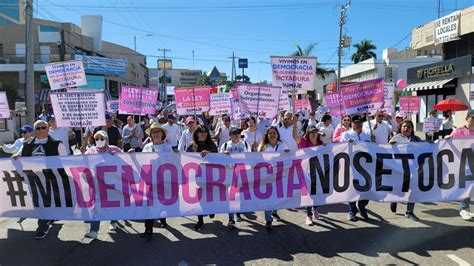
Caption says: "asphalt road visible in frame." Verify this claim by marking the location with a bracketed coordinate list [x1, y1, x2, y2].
[0, 200, 472, 265]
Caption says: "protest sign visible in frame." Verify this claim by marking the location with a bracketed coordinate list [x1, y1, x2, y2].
[295, 99, 312, 112]
[209, 93, 232, 116]
[45, 60, 87, 90]
[340, 78, 384, 115]
[75, 55, 126, 75]
[0, 92, 11, 118]
[271, 56, 317, 93]
[107, 100, 119, 113]
[0, 139, 472, 220]
[278, 90, 290, 112]
[237, 84, 281, 119]
[230, 97, 242, 120]
[383, 82, 395, 113]
[423, 118, 443, 133]
[400, 96, 421, 114]
[119, 86, 159, 115]
[175, 86, 211, 115]
[324, 92, 343, 116]
[50, 91, 106, 128]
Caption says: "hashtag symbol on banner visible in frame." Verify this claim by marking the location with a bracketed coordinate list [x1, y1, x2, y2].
[2, 171, 27, 207]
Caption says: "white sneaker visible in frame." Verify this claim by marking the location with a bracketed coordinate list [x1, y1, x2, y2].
[460, 210, 472, 220]
[109, 221, 118, 231]
[84, 230, 98, 239]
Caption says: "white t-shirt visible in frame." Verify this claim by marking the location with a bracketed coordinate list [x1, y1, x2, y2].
[316, 122, 334, 144]
[257, 119, 272, 135]
[178, 129, 194, 152]
[242, 129, 262, 146]
[217, 125, 230, 146]
[162, 123, 182, 147]
[219, 140, 251, 153]
[277, 125, 298, 151]
[363, 120, 392, 144]
[261, 141, 288, 152]
[49, 127, 71, 154]
[142, 142, 173, 152]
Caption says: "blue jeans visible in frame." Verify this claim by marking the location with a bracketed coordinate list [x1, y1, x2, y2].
[460, 198, 471, 210]
[88, 220, 117, 232]
[348, 200, 369, 215]
[305, 206, 317, 216]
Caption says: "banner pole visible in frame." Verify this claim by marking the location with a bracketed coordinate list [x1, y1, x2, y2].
[254, 85, 261, 150]
[193, 87, 197, 121]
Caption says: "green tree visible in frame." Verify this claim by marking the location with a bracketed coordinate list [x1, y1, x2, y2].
[217, 74, 228, 86]
[196, 73, 211, 86]
[351, 39, 377, 63]
[235, 75, 250, 83]
[292, 43, 330, 79]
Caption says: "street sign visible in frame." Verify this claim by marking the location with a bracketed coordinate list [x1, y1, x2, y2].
[238, 58, 248, 69]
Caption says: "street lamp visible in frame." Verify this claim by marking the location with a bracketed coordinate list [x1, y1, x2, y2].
[133, 33, 153, 87]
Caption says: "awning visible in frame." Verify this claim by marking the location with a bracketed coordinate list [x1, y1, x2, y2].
[405, 78, 454, 91]
[38, 88, 50, 102]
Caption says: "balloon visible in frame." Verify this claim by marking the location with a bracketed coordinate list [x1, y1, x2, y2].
[396, 79, 406, 89]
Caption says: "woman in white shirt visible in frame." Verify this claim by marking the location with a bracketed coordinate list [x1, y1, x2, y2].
[257, 126, 289, 232]
[141, 122, 173, 239]
[316, 114, 334, 144]
[242, 117, 262, 151]
[441, 110, 456, 137]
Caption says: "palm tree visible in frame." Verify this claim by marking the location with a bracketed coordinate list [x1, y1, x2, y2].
[292, 43, 330, 79]
[351, 39, 377, 63]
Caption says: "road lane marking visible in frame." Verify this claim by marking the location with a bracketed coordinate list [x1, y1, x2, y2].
[447, 254, 471, 266]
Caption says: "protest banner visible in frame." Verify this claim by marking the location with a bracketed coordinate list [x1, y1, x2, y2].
[0, 139, 472, 220]
[175, 86, 211, 115]
[340, 78, 385, 115]
[423, 118, 443, 133]
[45, 60, 87, 90]
[400, 96, 421, 114]
[119, 86, 159, 115]
[237, 84, 281, 119]
[75, 55, 126, 75]
[230, 97, 243, 120]
[50, 91, 106, 128]
[270, 56, 317, 93]
[324, 92, 343, 116]
[209, 93, 232, 116]
[107, 100, 119, 113]
[278, 90, 290, 112]
[383, 82, 395, 113]
[295, 99, 312, 112]
[0, 92, 11, 118]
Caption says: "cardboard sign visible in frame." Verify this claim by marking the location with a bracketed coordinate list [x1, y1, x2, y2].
[45, 60, 87, 90]
[50, 91, 106, 128]
[423, 118, 443, 133]
[209, 93, 232, 116]
[0, 92, 11, 118]
[271, 56, 317, 93]
[340, 78, 385, 115]
[400, 96, 421, 114]
[119, 86, 159, 115]
[175, 86, 211, 115]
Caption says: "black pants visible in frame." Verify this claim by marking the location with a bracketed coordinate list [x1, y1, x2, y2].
[391, 202, 415, 213]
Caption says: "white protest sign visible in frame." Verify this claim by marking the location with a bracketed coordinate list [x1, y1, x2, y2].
[435, 11, 461, 45]
[237, 84, 281, 119]
[0, 92, 11, 119]
[45, 60, 87, 90]
[278, 90, 290, 111]
[271, 56, 317, 93]
[383, 82, 395, 113]
[209, 93, 232, 116]
[230, 97, 242, 120]
[50, 91, 106, 128]
[423, 118, 443, 133]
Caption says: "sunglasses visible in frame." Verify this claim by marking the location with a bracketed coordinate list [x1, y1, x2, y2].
[377, 115, 384, 118]
[343, 119, 350, 121]
[35, 126, 47, 130]
[94, 137, 105, 141]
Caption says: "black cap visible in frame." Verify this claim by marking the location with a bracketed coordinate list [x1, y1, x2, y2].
[105, 113, 112, 120]
[351, 115, 363, 122]
[229, 126, 242, 135]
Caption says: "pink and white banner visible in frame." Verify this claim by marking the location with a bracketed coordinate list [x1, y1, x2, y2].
[295, 99, 312, 112]
[324, 92, 344, 116]
[209, 93, 232, 116]
[0, 91, 11, 119]
[237, 84, 281, 119]
[271, 56, 317, 93]
[340, 78, 385, 115]
[0, 139, 472, 220]
[175, 86, 211, 115]
[45, 60, 87, 90]
[50, 91, 106, 128]
[119, 86, 159, 115]
[400, 96, 421, 114]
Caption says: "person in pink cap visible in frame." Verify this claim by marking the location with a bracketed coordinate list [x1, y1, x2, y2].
[178, 116, 197, 152]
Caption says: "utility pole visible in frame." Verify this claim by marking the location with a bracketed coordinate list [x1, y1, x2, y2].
[158, 48, 171, 103]
[192, 50, 195, 70]
[336, 2, 350, 94]
[25, 0, 35, 125]
[227, 51, 238, 82]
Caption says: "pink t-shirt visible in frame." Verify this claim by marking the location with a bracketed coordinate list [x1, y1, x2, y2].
[298, 138, 319, 149]
[450, 126, 474, 138]
[333, 125, 349, 143]
[85, 145, 123, 155]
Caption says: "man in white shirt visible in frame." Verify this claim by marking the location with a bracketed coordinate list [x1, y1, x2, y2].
[178, 117, 197, 152]
[38, 109, 49, 122]
[1, 125, 33, 154]
[162, 114, 182, 150]
[214, 115, 231, 148]
[48, 115, 72, 155]
[363, 110, 392, 144]
[277, 111, 298, 151]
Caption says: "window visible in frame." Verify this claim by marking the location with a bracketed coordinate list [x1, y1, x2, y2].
[0, 119, 7, 131]
[15, 43, 25, 57]
[0, 44, 3, 57]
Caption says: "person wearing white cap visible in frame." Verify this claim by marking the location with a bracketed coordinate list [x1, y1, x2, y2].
[82, 130, 123, 241]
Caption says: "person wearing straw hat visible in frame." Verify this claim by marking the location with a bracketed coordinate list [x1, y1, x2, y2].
[141, 122, 173, 238]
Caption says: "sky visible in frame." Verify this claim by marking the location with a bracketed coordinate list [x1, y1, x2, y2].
[34, 0, 472, 83]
